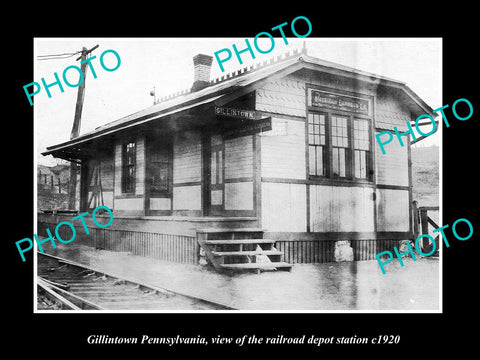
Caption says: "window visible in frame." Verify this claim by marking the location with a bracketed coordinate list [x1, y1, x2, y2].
[308, 112, 372, 181]
[122, 142, 136, 193]
[308, 113, 326, 176]
[331, 115, 349, 178]
[210, 134, 224, 186]
[353, 118, 370, 179]
[149, 140, 172, 194]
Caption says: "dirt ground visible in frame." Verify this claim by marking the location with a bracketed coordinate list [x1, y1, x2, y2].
[38, 242, 440, 311]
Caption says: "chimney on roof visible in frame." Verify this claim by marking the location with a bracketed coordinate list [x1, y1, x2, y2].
[191, 54, 213, 92]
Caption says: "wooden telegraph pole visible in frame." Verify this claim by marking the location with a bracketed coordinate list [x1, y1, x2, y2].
[68, 44, 99, 210]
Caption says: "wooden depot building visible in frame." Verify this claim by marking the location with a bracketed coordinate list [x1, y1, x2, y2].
[40, 47, 433, 272]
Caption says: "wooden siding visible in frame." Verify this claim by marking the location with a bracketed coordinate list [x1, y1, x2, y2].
[277, 238, 402, 264]
[261, 182, 307, 232]
[173, 185, 202, 210]
[309, 185, 375, 232]
[87, 191, 113, 208]
[255, 78, 306, 117]
[376, 188, 410, 231]
[261, 118, 306, 179]
[149, 197, 171, 210]
[38, 219, 198, 264]
[225, 182, 253, 210]
[97, 229, 197, 264]
[114, 197, 144, 211]
[375, 130, 409, 186]
[99, 157, 114, 190]
[38, 214, 406, 265]
[114, 143, 122, 197]
[224, 135, 253, 179]
[211, 190, 222, 205]
[375, 91, 410, 131]
[85, 155, 114, 209]
[292, 70, 377, 103]
[173, 131, 202, 184]
[135, 137, 145, 196]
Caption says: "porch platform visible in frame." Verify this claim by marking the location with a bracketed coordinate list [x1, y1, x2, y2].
[38, 242, 440, 311]
[38, 212, 259, 238]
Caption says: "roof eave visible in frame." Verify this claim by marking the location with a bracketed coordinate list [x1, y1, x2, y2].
[43, 55, 435, 158]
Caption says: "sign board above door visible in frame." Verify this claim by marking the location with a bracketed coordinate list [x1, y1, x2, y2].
[309, 89, 370, 115]
[223, 117, 272, 139]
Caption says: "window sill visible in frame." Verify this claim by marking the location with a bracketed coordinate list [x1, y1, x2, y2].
[115, 194, 143, 199]
[308, 176, 374, 186]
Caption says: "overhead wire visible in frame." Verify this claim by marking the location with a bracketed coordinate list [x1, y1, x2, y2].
[37, 51, 82, 61]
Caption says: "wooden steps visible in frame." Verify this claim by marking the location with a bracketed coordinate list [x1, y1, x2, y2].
[220, 262, 293, 270]
[196, 228, 293, 274]
[204, 239, 275, 245]
[212, 250, 283, 257]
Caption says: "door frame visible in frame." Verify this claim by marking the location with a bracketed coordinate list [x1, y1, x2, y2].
[204, 133, 225, 216]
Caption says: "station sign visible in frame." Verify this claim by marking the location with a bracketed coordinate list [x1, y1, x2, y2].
[214, 106, 260, 121]
[223, 117, 272, 139]
[309, 89, 370, 115]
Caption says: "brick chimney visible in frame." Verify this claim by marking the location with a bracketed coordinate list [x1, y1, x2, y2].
[191, 54, 213, 92]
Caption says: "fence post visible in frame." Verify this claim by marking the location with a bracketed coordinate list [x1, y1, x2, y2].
[412, 200, 419, 241]
[420, 208, 431, 252]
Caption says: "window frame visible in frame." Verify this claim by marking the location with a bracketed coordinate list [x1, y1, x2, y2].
[147, 138, 173, 197]
[352, 117, 372, 180]
[307, 109, 373, 183]
[121, 141, 136, 194]
[307, 111, 329, 178]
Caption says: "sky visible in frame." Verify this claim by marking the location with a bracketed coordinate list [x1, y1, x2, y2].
[34, 37, 442, 165]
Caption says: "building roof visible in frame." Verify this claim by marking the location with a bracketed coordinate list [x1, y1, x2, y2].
[43, 50, 434, 160]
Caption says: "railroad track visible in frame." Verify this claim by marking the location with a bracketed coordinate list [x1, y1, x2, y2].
[37, 252, 237, 311]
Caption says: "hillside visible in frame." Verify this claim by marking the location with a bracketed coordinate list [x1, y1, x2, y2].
[37, 164, 79, 210]
[411, 145, 439, 207]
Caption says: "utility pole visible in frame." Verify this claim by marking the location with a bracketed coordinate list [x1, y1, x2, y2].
[68, 44, 99, 210]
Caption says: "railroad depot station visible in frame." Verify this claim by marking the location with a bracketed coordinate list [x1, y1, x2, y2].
[40, 47, 434, 274]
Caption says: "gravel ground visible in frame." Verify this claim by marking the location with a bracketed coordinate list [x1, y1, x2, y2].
[39, 242, 440, 311]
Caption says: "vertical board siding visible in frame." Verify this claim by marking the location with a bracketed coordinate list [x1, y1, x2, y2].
[224, 182, 254, 210]
[172, 185, 202, 210]
[87, 191, 114, 209]
[101, 229, 198, 264]
[114, 197, 144, 210]
[39, 220, 401, 265]
[173, 131, 202, 183]
[149, 197, 171, 210]
[224, 135, 253, 179]
[87, 156, 114, 191]
[310, 185, 375, 232]
[261, 182, 307, 232]
[38, 220, 198, 264]
[375, 130, 409, 186]
[376, 188, 410, 231]
[277, 239, 402, 264]
[114, 143, 122, 197]
[261, 118, 306, 179]
[135, 137, 146, 195]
